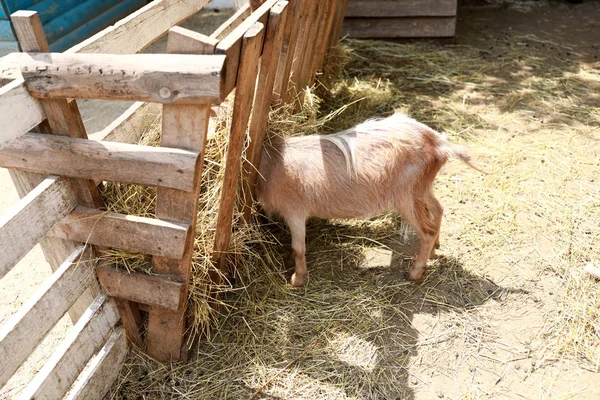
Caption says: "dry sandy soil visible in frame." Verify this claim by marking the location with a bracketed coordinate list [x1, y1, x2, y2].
[2, 2, 600, 400]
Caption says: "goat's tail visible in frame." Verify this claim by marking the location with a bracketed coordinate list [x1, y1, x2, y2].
[439, 136, 487, 174]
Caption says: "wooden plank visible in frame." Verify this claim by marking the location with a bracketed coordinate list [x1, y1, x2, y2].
[20, 52, 228, 104]
[113, 299, 143, 349]
[209, 3, 251, 41]
[215, 0, 277, 96]
[65, 326, 127, 400]
[47, 0, 147, 52]
[298, 0, 326, 88]
[9, 10, 101, 324]
[273, 0, 301, 104]
[0, 246, 96, 388]
[345, 0, 457, 17]
[20, 294, 120, 400]
[0, 78, 45, 149]
[48, 206, 191, 259]
[89, 101, 161, 143]
[306, 0, 332, 87]
[66, 0, 213, 54]
[288, 0, 318, 103]
[167, 26, 218, 55]
[328, 0, 350, 49]
[310, 0, 339, 85]
[241, 4, 288, 222]
[147, 103, 212, 362]
[213, 22, 265, 269]
[0, 132, 201, 192]
[341, 17, 457, 38]
[0, 176, 76, 280]
[97, 264, 186, 311]
[146, 28, 216, 361]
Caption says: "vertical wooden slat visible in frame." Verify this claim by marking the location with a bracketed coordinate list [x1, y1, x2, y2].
[298, 0, 326, 88]
[211, 22, 266, 270]
[309, 0, 338, 86]
[287, 0, 318, 105]
[9, 10, 101, 323]
[272, 0, 299, 104]
[329, 0, 350, 49]
[146, 88, 212, 360]
[241, 3, 289, 222]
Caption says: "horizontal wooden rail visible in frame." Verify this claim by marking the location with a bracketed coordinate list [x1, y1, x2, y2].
[0, 78, 45, 149]
[67, 0, 212, 54]
[345, 0, 457, 17]
[0, 176, 76, 280]
[215, 0, 278, 95]
[0, 246, 96, 388]
[1, 0, 215, 150]
[65, 326, 127, 400]
[20, 52, 228, 104]
[209, 3, 251, 41]
[20, 294, 120, 400]
[49, 206, 191, 259]
[97, 265, 186, 311]
[0, 132, 201, 191]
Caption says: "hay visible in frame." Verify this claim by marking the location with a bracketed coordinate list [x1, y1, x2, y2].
[107, 31, 599, 399]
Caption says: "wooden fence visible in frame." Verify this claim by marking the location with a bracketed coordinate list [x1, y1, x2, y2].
[0, 0, 348, 397]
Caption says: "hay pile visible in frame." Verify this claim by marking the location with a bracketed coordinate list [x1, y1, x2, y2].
[107, 33, 599, 399]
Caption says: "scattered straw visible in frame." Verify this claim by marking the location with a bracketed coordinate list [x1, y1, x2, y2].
[107, 27, 599, 399]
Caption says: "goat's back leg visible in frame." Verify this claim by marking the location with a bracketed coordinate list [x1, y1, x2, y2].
[397, 195, 442, 281]
[428, 193, 444, 259]
[285, 215, 308, 286]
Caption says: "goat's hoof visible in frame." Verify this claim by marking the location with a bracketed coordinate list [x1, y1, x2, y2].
[408, 269, 424, 281]
[429, 249, 438, 260]
[290, 272, 307, 287]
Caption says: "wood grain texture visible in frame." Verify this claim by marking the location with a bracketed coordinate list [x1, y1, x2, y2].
[65, 326, 128, 400]
[341, 17, 457, 38]
[0, 176, 76, 280]
[273, 0, 302, 104]
[66, 0, 212, 54]
[66, 327, 127, 400]
[241, 4, 288, 222]
[89, 101, 161, 143]
[0, 246, 96, 388]
[215, 0, 278, 96]
[20, 52, 227, 104]
[213, 22, 265, 269]
[49, 206, 191, 259]
[209, 3, 251, 41]
[112, 299, 143, 348]
[328, 0, 350, 50]
[299, 0, 326, 88]
[345, 0, 457, 17]
[310, 0, 339, 85]
[20, 294, 120, 400]
[288, 0, 318, 104]
[8, 10, 101, 323]
[167, 26, 218, 55]
[97, 265, 186, 311]
[0, 78, 45, 149]
[0, 132, 201, 191]
[147, 101, 212, 361]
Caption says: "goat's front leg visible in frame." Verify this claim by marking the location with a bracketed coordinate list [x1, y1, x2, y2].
[286, 217, 308, 287]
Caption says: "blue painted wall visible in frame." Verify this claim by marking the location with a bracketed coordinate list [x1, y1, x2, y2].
[0, 0, 147, 56]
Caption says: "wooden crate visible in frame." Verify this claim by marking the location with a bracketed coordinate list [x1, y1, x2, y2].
[342, 0, 457, 38]
[1, 1, 351, 388]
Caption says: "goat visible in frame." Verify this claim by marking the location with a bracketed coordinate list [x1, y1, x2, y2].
[256, 112, 478, 286]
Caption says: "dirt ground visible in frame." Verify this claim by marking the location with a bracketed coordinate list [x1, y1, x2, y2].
[2, 2, 600, 399]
